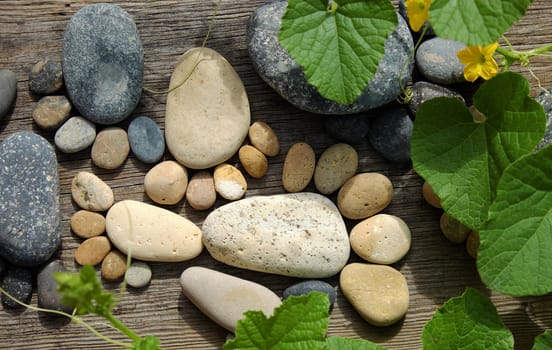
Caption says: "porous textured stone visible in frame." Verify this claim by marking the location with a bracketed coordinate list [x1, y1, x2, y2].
[29, 59, 63, 95]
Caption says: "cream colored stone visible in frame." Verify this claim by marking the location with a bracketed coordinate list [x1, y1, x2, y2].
[144, 160, 188, 205]
[186, 171, 217, 210]
[101, 250, 127, 282]
[337, 173, 393, 219]
[75, 236, 111, 266]
[314, 143, 358, 195]
[213, 163, 247, 200]
[71, 171, 114, 211]
[239, 145, 268, 178]
[70, 210, 106, 238]
[248, 121, 280, 157]
[282, 142, 315, 193]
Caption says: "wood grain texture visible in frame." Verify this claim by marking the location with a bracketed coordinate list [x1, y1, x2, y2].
[1, 1, 551, 349]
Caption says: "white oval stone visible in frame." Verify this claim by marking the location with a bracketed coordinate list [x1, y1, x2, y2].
[165, 47, 250, 169]
[71, 171, 114, 212]
[106, 200, 202, 262]
[180, 266, 281, 332]
[202, 192, 350, 278]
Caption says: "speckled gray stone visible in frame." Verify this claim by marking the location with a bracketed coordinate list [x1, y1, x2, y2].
[55, 116, 97, 153]
[324, 114, 371, 144]
[1, 266, 33, 309]
[29, 59, 63, 95]
[62, 3, 143, 125]
[283, 280, 337, 308]
[247, 2, 414, 114]
[408, 81, 465, 115]
[535, 88, 552, 151]
[37, 260, 72, 313]
[368, 105, 413, 163]
[0, 69, 17, 119]
[416, 38, 466, 85]
[128, 116, 165, 164]
[0, 132, 61, 267]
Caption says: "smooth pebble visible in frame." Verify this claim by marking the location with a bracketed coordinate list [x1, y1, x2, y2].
[55, 116, 97, 153]
[75, 236, 111, 266]
[144, 160, 188, 205]
[186, 171, 217, 210]
[408, 81, 464, 115]
[91, 127, 130, 169]
[368, 105, 413, 163]
[125, 261, 152, 288]
[29, 59, 63, 95]
[314, 143, 358, 195]
[71, 210, 106, 238]
[324, 114, 371, 144]
[248, 121, 280, 156]
[1, 266, 33, 309]
[71, 171, 114, 211]
[213, 163, 247, 200]
[37, 260, 72, 312]
[466, 231, 480, 259]
[337, 173, 393, 220]
[0, 69, 17, 119]
[101, 250, 127, 282]
[422, 181, 441, 208]
[32, 95, 71, 130]
[239, 145, 268, 178]
[440, 212, 470, 243]
[416, 38, 466, 85]
[128, 116, 165, 164]
[283, 280, 337, 308]
[282, 142, 315, 192]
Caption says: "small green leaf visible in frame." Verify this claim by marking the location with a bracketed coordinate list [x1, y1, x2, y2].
[327, 336, 387, 350]
[422, 288, 514, 350]
[429, 0, 533, 45]
[278, 0, 397, 104]
[533, 330, 552, 350]
[133, 336, 162, 350]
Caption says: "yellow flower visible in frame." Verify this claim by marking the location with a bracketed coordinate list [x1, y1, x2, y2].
[457, 42, 500, 82]
[405, 0, 431, 32]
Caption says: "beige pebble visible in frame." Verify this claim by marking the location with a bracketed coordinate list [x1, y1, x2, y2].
[340, 263, 409, 327]
[71, 171, 114, 211]
[314, 143, 358, 195]
[70, 210, 106, 238]
[101, 250, 127, 282]
[248, 121, 280, 157]
[466, 231, 480, 259]
[186, 171, 217, 210]
[350, 214, 411, 264]
[239, 145, 268, 178]
[440, 212, 470, 243]
[144, 160, 188, 205]
[213, 163, 247, 200]
[282, 142, 315, 192]
[32, 95, 71, 130]
[422, 181, 441, 208]
[91, 127, 130, 169]
[337, 173, 393, 220]
[75, 236, 111, 266]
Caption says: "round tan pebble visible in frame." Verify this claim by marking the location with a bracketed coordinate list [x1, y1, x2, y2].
[91, 127, 130, 169]
[70, 210, 106, 238]
[422, 181, 442, 208]
[71, 171, 114, 211]
[186, 171, 217, 210]
[75, 236, 111, 266]
[213, 163, 247, 200]
[466, 231, 480, 259]
[350, 214, 411, 264]
[440, 212, 470, 243]
[239, 145, 268, 178]
[314, 143, 358, 195]
[282, 142, 316, 192]
[248, 121, 280, 157]
[337, 173, 393, 220]
[340, 263, 409, 327]
[144, 160, 188, 205]
[32, 95, 71, 130]
[101, 250, 127, 281]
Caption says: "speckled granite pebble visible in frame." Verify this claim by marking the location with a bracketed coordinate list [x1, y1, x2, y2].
[0, 69, 17, 119]
[55, 116, 97, 153]
[535, 88, 552, 151]
[29, 59, 63, 95]
[416, 38, 466, 85]
[32, 95, 72, 130]
[125, 261, 152, 288]
[283, 280, 337, 308]
[37, 260, 72, 312]
[368, 106, 413, 163]
[324, 115, 371, 144]
[128, 116, 165, 164]
[408, 81, 464, 115]
[1, 266, 33, 309]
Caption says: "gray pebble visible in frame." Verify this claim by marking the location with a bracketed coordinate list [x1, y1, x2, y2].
[55, 116, 97, 153]
[408, 81, 465, 115]
[1, 266, 33, 309]
[324, 115, 371, 144]
[128, 116, 165, 164]
[368, 105, 413, 163]
[0, 69, 17, 119]
[29, 59, 63, 95]
[416, 38, 466, 85]
[37, 260, 72, 313]
[125, 261, 152, 288]
[283, 280, 337, 308]
[535, 88, 552, 151]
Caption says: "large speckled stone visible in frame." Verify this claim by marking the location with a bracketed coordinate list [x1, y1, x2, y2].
[202, 192, 350, 278]
[1, 266, 33, 309]
[535, 88, 552, 151]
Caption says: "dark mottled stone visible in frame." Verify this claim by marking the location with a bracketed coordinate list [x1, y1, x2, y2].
[0, 132, 61, 267]
[29, 59, 63, 95]
[0, 257, 5, 278]
[368, 105, 413, 163]
[37, 260, 72, 312]
[398, 0, 435, 37]
[408, 81, 465, 115]
[283, 280, 337, 308]
[535, 88, 552, 151]
[1, 266, 33, 309]
[63, 3, 143, 125]
[128, 116, 165, 164]
[247, 1, 414, 114]
[0, 69, 17, 119]
[324, 114, 371, 144]
[416, 38, 466, 85]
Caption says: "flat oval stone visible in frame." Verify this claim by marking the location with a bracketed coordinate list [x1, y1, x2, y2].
[186, 171, 217, 210]
[128, 116, 165, 164]
[63, 3, 143, 124]
[29, 59, 63, 95]
[101, 250, 127, 281]
[314, 143, 358, 195]
[32, 95, 72, 130]
[144, 160, 188, 205]
[1, 266, 33, 309]
[440, 212, 470, 244]
[248, 121, 280, 157]
[416, 38, 466, 85]
[408, 81, 464, 115]
[368, 106, 413, 163]
[91, 127, 130, 169]
[282, 142, 316, 193]
[71, 171, 114, 211]
[165, 47, 250, 169]
[283, 280, 337, 308]
[0, 131, 60, 266]
[37, 260, 72, 312]
[75, 236, 111, 266]
[180, 266, 281, 332]
[213, 163, 247, 201]
[0, 69, 17, 119]
[239, 145, 268, 178]
[71, 210, 106, 238]
[338, 173, 393, 220]
[125, 261, 152, 288]
[55, 116, 97, 153]
[324, 114, 371, 145]
[202, 192, 350, 278]
[106, 200, 203, 262]
[350, 214, 411, 264]
[340, 263, 409, 327]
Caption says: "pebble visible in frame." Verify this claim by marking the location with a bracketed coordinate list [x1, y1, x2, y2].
[125, 261, 152, 288]
[440, 212, 470, 244]
[248, 121, 280, 157]
[1, 266, 33, 309]
[71, 171, 114, 212]
[0, 69, 17, 119]
[535, 88, 552, 151]
[101, 250, 127, 282]
[323, 114, 371, 144]
[165, 47, 250, 169]
[55, 116, 97, 153]
[75, 236, 111, 266]
[408, 81, 464, 115]
[91, 127, 130, 169]
[416, 38, 467, 85]
[106, 200, 203, 262]
[29, 59, 63, 95]
[213, 163, 247, 200]
[466, 231, 480, 259]
[337, 173, 394, 220]
[180, 266, 282, 332]
[340, 263, 409, 327]
[186, 171, 217, 210]
[32, 95, 72, 130]
[368, 106, 413, 163]
[422, 181, 442, 208]
[70, 210, 106, 238]
[37, 260, 72, 312]
[238, 145, 268, 178]
[144, 160, 188, 205]
[0, 131, 61, 266]
[128, 116, 165, 164]
[283, 280, 337, 308]
[247, 2, 414, 114]
[63, 3, 143, 124]
[350, 214, 411, 264]
[314, 143, 358, 195]
[202, 192, 350, 278]
[282, 142, 316, 192]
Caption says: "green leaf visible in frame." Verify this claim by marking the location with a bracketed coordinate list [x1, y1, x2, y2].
[533, 330, 552, 350]
[223, 292, 330, 350]
[429, 0, 533, 45]
[422, 288, 514, 350]
[477, 145, 552, 296]
[326, 336, 387, 350]
[411, 72, 545, 231]
[278, 0, 397, 104]
[133, 336, 162, 350]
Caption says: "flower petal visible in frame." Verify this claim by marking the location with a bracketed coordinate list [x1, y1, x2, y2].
[463, 63, 482, 82]
[481, 42, 499, 57]
[479, 58, 499, 80]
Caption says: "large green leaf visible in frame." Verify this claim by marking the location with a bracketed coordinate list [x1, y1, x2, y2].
[278, 0, 397, 104]
[533, 330, 552, 350]
[429, 0, 533, 45]
[326, 336, 387, 350]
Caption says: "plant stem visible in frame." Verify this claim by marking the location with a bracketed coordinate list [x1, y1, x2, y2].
[104, 312, 142, 342]
[496, 43, 552, 68]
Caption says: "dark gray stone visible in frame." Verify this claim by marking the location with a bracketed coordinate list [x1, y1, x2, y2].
[535, 88, 552, 151]
[1, 266, 33, 309]
[408, 81, 465, 115]
[416, 37, 466, 85]
[283, 280, 337, 308]
[0, 257, 5, 278]
[324, 114, 371, 144]
[0, 131, 61, 267]
[247, 2, 414, 114]
[37, 260, 72, 313]
[63, 3, 143, 125]
[29, 59, 63, 95]
[368, 105, 413, 163]
[128, 116, 165, 164]
[0, 69, 17, 119]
